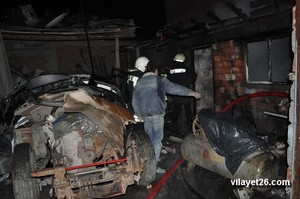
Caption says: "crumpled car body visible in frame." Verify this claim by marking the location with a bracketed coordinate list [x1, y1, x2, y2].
[0, 74, 156, 199]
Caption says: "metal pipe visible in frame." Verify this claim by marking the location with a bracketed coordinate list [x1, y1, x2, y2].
[31, 158, 128, 177]
[264, 111, 288, 119]
[75, 168, 105, 176]
[65, 158, 128, 171]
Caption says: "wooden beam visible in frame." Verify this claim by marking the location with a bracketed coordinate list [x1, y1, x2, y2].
[250, 4, 276, 17]
[176, 10, 291, 48]
[250, 0, 273, 8]
[206, 11, 222, 23]
[226, 2, 248, 20]
[0, 27, 137, 41]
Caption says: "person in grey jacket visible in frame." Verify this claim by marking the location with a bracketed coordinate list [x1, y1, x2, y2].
[132, 61, 201, 173]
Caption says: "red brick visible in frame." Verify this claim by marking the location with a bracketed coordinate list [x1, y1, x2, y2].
[295, 160, 300, 174]
[239, 79, 247, 85]
[221, 47, 236, 55]
[224, 62, 233, 67]
[217, 40, 236, 49]
[293, 175, 300, 195]
[216, 74, 225, 80]
[231, 54, 241, 60]
[216, 41, 231, 49]
[234, 59, 245, 67]
[220, 67, 232, 74]
[297, 141, 300, 160]
[214, 56, 221, 62]
[220, 55, 232, 62]
[214, 62, 223, 68]
[213, 50, 220, 56]
[224, 74, 236, 80]
[215, 67, 221, 73]
[236, 73, 246, 81]
[222, 81, 234, 87]
[232, 66, 245, 73]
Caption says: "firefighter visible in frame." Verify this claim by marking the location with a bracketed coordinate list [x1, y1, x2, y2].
[168, 53, 197, 131]
[127, 56, 149, 110]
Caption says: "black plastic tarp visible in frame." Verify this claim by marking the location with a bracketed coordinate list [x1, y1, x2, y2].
[198, 109, 268, 175]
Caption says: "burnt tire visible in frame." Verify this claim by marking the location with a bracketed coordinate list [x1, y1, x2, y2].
[127, 129, 156, 186]
[12, 143, 39, 199]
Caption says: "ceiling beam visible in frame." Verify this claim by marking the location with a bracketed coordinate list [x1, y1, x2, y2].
[250, 0, 273, 8]
[176, 10, 291, 48]
[226, 2, 248, 20]
[0, 27, 137, 41]
[206, 11, 222, 23]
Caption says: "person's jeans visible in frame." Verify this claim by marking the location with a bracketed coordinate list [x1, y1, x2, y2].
[143, 114, 164, 163]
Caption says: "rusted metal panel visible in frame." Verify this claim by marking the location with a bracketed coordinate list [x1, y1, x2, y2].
[94, 97, 135, 124]
[63, 89, 134, 156]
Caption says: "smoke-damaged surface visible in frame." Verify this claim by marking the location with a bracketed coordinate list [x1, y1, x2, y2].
[197, 109, 269, 174]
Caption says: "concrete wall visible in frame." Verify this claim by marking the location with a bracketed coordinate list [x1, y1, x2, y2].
[3, 40, 135, 85]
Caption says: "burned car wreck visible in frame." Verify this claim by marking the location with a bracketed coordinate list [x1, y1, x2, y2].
[0, 74, 156, 199]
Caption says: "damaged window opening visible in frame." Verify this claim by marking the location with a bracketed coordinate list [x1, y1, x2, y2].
[246, 37, 293, 84]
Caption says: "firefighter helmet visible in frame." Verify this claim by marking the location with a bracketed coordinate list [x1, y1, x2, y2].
[135, 56, 149, 72]
[174, 53, 185, 62]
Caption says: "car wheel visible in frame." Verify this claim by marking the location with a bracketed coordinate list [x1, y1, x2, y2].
[126, 129, 156, 186]
[12, 143, 40, 199]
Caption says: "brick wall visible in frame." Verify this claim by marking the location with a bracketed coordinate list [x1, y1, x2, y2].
[212, 40, 246, 111]
[212, 39, 289, 134]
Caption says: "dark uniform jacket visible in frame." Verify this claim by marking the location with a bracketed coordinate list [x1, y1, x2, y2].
[168, 63, 197, 104]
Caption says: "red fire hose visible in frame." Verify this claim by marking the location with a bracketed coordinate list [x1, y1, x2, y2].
[220, 91, 289, 113]
[146, 91, 289, 199]
[147, 156, 185, 199]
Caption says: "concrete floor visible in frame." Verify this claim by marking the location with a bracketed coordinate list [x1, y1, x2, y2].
[0, 113, 288, 199]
